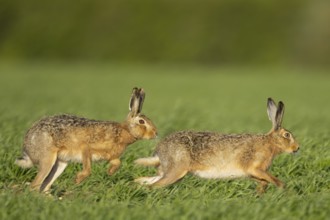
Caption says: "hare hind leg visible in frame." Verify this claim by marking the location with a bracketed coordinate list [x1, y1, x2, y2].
[151, 167, 188, 188]
[135, 168, 188, 188]
[30, 151, 58, 191]
[134, 176, 163, 185]
[40, 159, 68, 192]
[134, 164, 164, 185]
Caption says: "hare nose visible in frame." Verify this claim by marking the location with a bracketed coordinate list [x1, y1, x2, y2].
[293, 145, 299, 153]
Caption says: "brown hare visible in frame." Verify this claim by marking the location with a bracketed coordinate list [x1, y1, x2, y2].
[135, 98, 299, 193]
[16, 87, 157, 192]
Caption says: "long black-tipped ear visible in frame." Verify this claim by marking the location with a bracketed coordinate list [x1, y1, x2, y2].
[129, 87, 145, 116]
[275, 101, 285, 130]
[137, 88, 145, 114]
[129, 87, 139, 116]
[267, 98, 277, 130]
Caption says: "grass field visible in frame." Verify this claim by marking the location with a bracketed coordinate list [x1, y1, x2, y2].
[0, 62, 329, 220]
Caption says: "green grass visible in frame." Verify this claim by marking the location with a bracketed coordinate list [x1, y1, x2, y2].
[0, 62, 329, 220]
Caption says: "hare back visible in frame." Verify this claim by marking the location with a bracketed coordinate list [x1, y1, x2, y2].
[26, 114, 135, 146]
[157, 131, 265, 156]
[30, 114, 117, 133]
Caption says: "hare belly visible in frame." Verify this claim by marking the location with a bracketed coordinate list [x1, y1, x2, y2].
[193, 166, 247, 179]
[58, 150, 83, 162]
[58, 150, 108, 162]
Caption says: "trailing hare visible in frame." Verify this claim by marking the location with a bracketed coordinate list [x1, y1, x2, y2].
[16, 87, 157, 192]
[135, 98, 299, 193]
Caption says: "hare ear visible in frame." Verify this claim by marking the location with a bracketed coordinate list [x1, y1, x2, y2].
[129, 87, 139, 116]
[275, 101, 285, 129]
[137, 88, 145, 114]
[129, 87, 145, 116]
[267, 98, 278, 130]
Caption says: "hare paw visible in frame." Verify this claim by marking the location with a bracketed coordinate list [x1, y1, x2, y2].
[75, 172, 89, 184]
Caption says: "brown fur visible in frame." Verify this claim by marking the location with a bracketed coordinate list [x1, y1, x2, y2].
[134, 98, 299, 193]
[16, 88, 157, 192]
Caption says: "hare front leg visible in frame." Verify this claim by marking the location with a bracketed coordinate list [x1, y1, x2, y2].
[76, 147, 92, 184]
[249, 168, 285, 189]
[254, 179, 269, 195]
[108, 158, 121, 175]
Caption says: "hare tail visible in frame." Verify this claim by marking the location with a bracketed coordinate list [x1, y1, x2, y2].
[134, 156, 160, 167]
[15, 152, 33, 168]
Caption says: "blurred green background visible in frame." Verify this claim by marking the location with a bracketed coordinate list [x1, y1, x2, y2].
[1, 2, 330, 219]
[1, 0, 329, 66]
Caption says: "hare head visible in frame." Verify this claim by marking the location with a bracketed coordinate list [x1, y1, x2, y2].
[126, 87, 157, 140]
[267, 98, 299, 153]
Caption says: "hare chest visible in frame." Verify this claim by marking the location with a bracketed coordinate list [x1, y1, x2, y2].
[193, 164, 247, 179]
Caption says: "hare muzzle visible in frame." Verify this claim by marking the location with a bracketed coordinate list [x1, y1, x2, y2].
[292, 144, 299, 153]
[148, 129, 158, 139]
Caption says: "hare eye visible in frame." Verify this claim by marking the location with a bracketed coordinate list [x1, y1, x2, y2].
[139, 119, 145, 125]
[284, 132, 290, 139]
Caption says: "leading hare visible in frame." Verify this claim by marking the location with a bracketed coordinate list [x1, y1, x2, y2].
[16, 87, 157, 192]
[135, 98, 299, 193]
